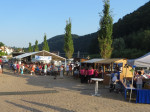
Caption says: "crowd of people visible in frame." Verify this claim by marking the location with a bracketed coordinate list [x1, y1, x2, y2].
[79, 66, 103, 84]
[9, 61, 64, 79]
[8, 60, 104, 83]
[8, 61, 81, 79]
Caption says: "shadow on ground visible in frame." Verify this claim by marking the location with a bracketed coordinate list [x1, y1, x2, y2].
[5, 100, 75, 112]
[22, 99, 75, 112]
[6, 100, 42, 112]
[3, 65, 127, 102]
[0, 90, 58, 96]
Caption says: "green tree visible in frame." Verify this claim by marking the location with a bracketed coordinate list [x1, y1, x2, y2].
[34, 40, 39, 51]
[42, 34, 49, 51]
[98, 0, 113, 58]
[112, 38, 125, 50]
[0, 42, 4, 47]
[64, 18, 74, 59]
[0, 51, 7, 56]
[28, 42, 33, 52]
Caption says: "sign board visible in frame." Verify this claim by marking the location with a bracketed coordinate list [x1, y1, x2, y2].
[35, 55, 52, 61]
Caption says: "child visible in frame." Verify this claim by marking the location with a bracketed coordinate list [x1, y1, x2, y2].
[20, 64, 24, 75]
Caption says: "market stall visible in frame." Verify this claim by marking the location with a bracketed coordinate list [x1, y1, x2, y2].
[128, 52, 150, 103]
[95, 58, 133, 85]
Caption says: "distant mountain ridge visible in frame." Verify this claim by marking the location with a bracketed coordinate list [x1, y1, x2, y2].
[38, 32, 98, 53]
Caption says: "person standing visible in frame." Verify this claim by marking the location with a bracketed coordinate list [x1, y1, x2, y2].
[53, 65, 58, 79]
[69, 64, 72, 76]
[13, 62, 17, 74]
[16, 62, 20, 75]
[88, 67, 94, 84]
[31, 64, 35, 75]
[80, 67, 85, 83]
[66, 64, 69, 76]
[60, 65, 64, 78]
[0, 59, 2, 74]
[94, 69, 99, 78]
[44, 64, 47, 76]
[20, 64, 24, 75]
[1, 61, 4, 73]
[134, 71, 144, 89]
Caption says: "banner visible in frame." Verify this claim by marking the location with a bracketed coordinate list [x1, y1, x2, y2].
[35, 55, 52, 61]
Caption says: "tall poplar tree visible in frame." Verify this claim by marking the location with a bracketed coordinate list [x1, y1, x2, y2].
[34, 40, 39, 51]
[28, 42, 33, 52]
[64, 18, 74, 59]
[42, 34, 49, 51]
[98, 0, 113, 58]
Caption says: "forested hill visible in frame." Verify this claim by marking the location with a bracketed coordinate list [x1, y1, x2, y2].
[113, 1, 150, 38]
[111, 1, 150, 58]
[38, 32, 98, 53]
[38, 1, 150, 59]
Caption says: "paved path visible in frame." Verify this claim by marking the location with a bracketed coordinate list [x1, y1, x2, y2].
[0, 66, 150, 112]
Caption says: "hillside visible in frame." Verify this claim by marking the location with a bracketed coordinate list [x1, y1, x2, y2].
[38, 32, 98, 54]
[37, 1, 150, 59]
[113, 1, 150, 38]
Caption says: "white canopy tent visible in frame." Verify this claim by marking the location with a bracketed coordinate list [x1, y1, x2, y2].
[127, 52, 150, 67]
[13, 50, 66, 66]
[13, 50, 66, 61]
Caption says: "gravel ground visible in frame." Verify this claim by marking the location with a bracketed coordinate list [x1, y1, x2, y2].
[0, 65, 150, 112]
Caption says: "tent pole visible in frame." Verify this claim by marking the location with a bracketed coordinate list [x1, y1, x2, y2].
[65, 59, 66, 68]
[125, 66, 127, 85]
[129, 68, 135, 102]
[111, 63, 113, 72]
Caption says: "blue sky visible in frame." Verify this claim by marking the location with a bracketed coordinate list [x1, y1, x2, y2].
[0, 0, 149, 48]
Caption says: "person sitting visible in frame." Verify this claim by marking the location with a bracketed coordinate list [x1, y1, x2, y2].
[112, 73, 119, 84]
[111, 73, 120, 92]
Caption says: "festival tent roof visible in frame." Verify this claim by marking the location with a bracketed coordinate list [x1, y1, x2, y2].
[127, 52, 150, 67]
[13, 50, 66, 61]
[82, 58, 104, 63]
[95, 58, 126, 64]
